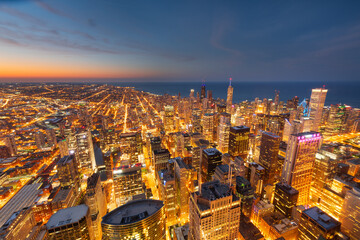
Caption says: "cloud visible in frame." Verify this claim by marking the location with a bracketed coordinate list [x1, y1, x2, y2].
[34, 0, 71, 19]
[0, 7, 45, 25]
[210, 16, 242, 57]
[0, 36, 23, 46]
[88, 18, 96, 27]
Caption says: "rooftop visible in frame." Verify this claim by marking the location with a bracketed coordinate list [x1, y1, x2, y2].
[0, 183, 41, 227]
[239, 214, 264, 240]
[201, 180, 231, 201]
[302, 207, 340, 231]
[46, 204, 89, 229]
[231, 125, 250, 131]
[102, 199, 164, 225]
[348, 158, 360, 166]
[203, 148, 222, 156]
[276, 183, 299, 195]
[262, 131, 280, 138]
[153, 148, 170, 155]
[216, 164, 230, 174]
[57, 155, 74, 166]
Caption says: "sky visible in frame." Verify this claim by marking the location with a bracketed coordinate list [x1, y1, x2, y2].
[0, 0, 360, 82]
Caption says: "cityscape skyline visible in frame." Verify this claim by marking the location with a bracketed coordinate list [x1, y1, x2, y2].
[1, 1, 360, 240]
[0, 82, 359, 239]
[1, 1, 360, 82]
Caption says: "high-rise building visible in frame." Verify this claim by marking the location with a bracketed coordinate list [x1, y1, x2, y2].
[189, 180, 241, 240]
[309, 87, 327, 132]
[226, 78, 233, 114]
[281, 132, 321, 205]
[157, 169, 176, 226]
[0, 207, 36, 240]
[164, 105, 175, 132]
[340, 187, 360, 240]
[200, 82, 206, 100]
[310, 150, 338, 202]
[251, 200, 274, 228]
[274, 90, 280, 106]
[228, 125, 250, 158]
[152, 148, 170, 172]
[201, 148, 222, 183]
[101, 199, 166, 240]
[324, 104, 349, 137]
[46, 128, 57, 146]
[217, 112, 231, 153]
[213, 164, 236, 185]
[57, 155, 80, 195]
[85, 172, 107, 240]
[259, 131, 281, 185]
[273, 183, 299, 218]
[58, 138, 69, 157]
[103, 150, 114, 180]
[35, 131, 46, 149]
[3, 135, 16, 156]
[113, 166, 143, 207]
[202, 113, 214, 142]
[174, 157, 197, 223]
[298, 207, 340, 240]
[235, 176, 255, 216]
[76, 130, 96, 172]
[249, 162, 265, 195]
[150, 136, 162, 152]
[190, 89, 195, 99]
[46, 205, 94, 240]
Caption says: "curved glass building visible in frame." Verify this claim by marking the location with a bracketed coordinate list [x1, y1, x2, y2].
[101, 199, 165, 240]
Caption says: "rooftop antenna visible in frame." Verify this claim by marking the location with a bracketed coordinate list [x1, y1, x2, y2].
[229, 77, 232, 86]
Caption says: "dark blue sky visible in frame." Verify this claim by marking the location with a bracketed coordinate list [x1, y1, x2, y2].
[0, 0, 360, 82]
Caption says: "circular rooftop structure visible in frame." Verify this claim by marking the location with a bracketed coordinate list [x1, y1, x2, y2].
[102, 199, 165, 240]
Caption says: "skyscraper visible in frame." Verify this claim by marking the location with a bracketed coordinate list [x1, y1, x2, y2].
[189, 180, 241, 240]
[174, 157, 197, 223]
[273, 183, 299, 218]
[76, 129, 96, 173]
[202, 113, 214, 142]
[281, 132, 322, 205]
[309, 87, 328, 132]
[85, 172, 107, 240]
[157, 169, 176, 226]
[101, 199, 166, 240]
[164, 105, 175, 132]
[201, 148, 222, 183]
[152, 148, 170, 172]
[57, 155, 80, 195]
[228, 125, 250, 158]
[274, 90, 280, 106]
[340, 187, 360, 240]
[298, 207, 340, 240]
[259, 131, 281, 185]
[46, 205, 94, 240]
[113, 165, 143, 207]
[226, 78, 233, 114]
[217, 112, 231, 153]
[200, 81, 206, 100]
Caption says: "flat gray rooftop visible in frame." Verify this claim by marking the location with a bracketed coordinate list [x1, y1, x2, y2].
[302, 207, 340, 231]
[46, 204, 88, 229]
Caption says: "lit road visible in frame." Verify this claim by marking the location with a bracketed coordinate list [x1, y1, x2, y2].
[123, 104, 128, 133]
[1, 99, 9, 108]
[80, 89, 107, 101]
[323, 132, 360, 143]
[136, 94, 154, 125]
